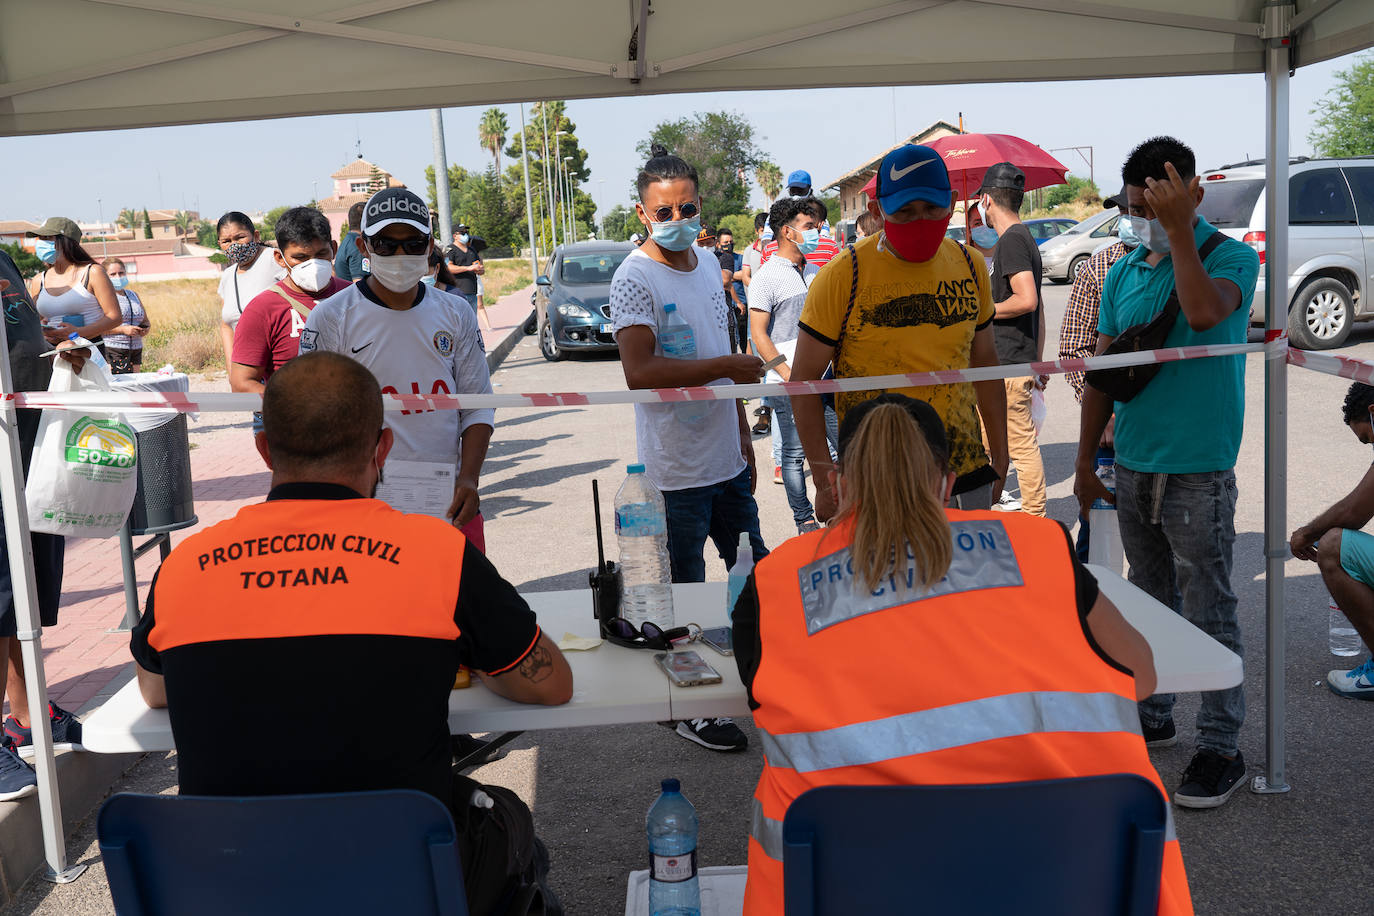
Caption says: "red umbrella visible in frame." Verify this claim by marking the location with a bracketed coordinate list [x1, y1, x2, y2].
[924, 133, 1069, 201]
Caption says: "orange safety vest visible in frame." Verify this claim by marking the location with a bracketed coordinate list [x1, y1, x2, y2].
[744, 509, 1193, 916]
[150, 496, 466, 651]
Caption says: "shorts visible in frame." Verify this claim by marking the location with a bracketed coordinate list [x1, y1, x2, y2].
[1339, 528, 1374, 586]
[0, 529, 64, 637]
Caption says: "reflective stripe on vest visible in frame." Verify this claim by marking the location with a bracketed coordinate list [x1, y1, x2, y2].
[759, 690, 1140, 774]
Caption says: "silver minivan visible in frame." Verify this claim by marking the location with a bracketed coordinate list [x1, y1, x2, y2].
[1196, 158, 1374, 350]
[1039, 209, 1121, 283]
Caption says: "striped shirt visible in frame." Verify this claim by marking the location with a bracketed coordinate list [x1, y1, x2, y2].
[1059, 241, 1128, 402]
[761, 236, 840, 268]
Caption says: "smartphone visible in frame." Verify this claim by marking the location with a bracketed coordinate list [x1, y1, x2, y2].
[700, 626, 733, 656]
[654, 650, 723, 687]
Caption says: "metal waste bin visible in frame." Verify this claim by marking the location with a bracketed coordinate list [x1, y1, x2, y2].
[128, 412, 196, 535]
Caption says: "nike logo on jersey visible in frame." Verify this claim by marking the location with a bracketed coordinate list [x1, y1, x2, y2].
[351, 343, 373, 354]
[890, 159, 932, 182]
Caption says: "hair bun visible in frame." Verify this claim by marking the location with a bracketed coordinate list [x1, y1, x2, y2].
[649, 143, 669, 159]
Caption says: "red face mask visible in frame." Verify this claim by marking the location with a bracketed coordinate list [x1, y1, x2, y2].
[883, 212, 952, 262]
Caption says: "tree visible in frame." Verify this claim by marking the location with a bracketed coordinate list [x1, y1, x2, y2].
[115, 208, 141, 232]
[142, 208, 153, 239]
[194, 220, 217, 248]
[0, 242, 42, 279]
[478, 108, 509, 174]
[1044, 175, 1100, 209]
[503, 101, 594, 252]
[367, 164, 386, 194]
[601, 204, 635, 241]
[258, 205, 296, 242]
[460, 165, 516, 248]
[173, 210, 194, 236]
[755, 161, 783, 200]
[639, 111, 762, 228]
[1309, 54, 1374, 157]
[425, 164, 472, 230]
[717, 213, 757, 247]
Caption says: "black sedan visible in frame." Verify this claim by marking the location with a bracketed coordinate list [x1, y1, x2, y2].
[533, 241, 635, 361]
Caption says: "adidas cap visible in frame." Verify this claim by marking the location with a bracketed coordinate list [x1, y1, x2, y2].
[361, 188, 431, 236]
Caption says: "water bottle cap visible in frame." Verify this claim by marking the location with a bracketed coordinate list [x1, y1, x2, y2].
[66, 332, 79, 341]
[661, 778, 680, 794]
[663, 303, 677, 313]
[1096, 456, 1113, 467]
[627, 463, 645, 474]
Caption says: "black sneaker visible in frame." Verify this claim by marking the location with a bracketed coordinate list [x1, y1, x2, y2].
[1174, 749, 1246, 809]
[4, 703, 83, 759]
[0, 737, 36, 802]
[451, 734, 507, 768]
[674, 718, 748, 752]
[1140, 716, 1178, 748]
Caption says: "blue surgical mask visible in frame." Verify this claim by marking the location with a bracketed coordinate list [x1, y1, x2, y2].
[1117, 215, 1143, 249]
[648, 215, 702, 252]
[970, 226, 999, 249]
[791, 226, 820, 255]
[34, 239, 57, 265]
[1141, 217, 1172, 254]
[458, 234, 470, 244]
[110, 275, 129, 290]
[421, 275, 438, 286]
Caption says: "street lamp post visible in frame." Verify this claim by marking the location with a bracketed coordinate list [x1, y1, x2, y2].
[563, 156, 575, 243]
[96, 198, 107, 258]
[540, 109, 558, 250]
[518, 102, 540, 282]
[553, 129, 567, 244]
[596, 179, 605, 237]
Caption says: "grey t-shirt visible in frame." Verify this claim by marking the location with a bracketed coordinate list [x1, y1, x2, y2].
[746, 254, 818, 381]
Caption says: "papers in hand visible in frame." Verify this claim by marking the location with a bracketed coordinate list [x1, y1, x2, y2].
[374, 460, 456, 520]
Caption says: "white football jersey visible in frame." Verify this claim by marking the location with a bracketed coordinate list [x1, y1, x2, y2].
[300, 281, 495, 466]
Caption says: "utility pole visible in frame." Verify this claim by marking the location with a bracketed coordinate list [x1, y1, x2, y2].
[97, 199, 107, 258]
[553, 129, 566, 243]
[1049, 145, 1095, 191]
[564, 156, 576, 243]
[431, 109, 453, 242]
[540, 106, 558, 250]
[596, 179, 605, 236]
[519, 102, 540, 281]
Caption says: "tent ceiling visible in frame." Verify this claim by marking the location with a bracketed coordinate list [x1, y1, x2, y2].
[0, 0, 1369, 136]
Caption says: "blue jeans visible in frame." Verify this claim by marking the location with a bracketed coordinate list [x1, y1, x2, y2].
[1075, 445, 1116, 563]
[662, 468, 768, 583]
[767, 396, 839, 527]
[1115, 466, 1244, 756]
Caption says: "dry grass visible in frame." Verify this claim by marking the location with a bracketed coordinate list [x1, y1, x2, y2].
[482, 258, 536, 301]
[135, 278, 223, 374]
[1026, 201, 1102, 222]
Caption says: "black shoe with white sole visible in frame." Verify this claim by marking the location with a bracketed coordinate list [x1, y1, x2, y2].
[674, 718, 748, 752]
[1174, 748, 1245, 809]
[1140, 716, 1178, 748]
[0, 737, 36, 802]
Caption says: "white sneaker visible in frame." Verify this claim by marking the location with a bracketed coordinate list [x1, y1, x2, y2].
[1328, 656, 1374, 701]
[993, 492, 1022, 512]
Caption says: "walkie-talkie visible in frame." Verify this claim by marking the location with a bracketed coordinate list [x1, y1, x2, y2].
[588, 479, 622, 626]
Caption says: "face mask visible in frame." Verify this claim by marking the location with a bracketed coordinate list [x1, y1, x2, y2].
[883, 213, 952, 263]
[225, 240, 261, 266]
[458, 234, 470, 244]
[645, 214, 701, 252]
[110, 275, 129, 291]
[1140, 217, 1172, 254]
[718, 240, 734, 252]
[790, 226, 821, 256]
[421, 275, 438, 287]
[34, 240, 57, 265]
[970, 226, 999, 249]
[367, 250, 429, 292]
[288, 257, 334, 293]
[1117, 215, 1143, 249]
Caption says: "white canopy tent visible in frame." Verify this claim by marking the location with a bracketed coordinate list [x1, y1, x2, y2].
[1, 0, 1372, 884]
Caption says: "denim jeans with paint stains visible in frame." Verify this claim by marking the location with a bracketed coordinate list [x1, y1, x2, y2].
[1115, 465, 1244, 757]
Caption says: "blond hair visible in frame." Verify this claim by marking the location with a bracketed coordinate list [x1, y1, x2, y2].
[832, 403, 952, 592]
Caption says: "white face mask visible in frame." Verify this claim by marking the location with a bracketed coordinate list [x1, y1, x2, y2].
[367, 253, 429, 293]
[288, 258, 334, 293]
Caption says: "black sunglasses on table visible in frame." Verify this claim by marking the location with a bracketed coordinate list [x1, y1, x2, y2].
[647, 202, 700, 223]
[602, 617, 697, 651]
[365, 235, 430, 256]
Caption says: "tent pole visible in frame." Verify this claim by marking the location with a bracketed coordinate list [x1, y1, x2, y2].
[1253, 2, 1293, 796]
[0, 320, 85, 882]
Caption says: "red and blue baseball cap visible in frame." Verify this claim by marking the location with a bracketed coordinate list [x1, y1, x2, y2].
[874, 144, 951, 214]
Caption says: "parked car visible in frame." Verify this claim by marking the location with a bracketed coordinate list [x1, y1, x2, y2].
[1038, 209, 1121, 283]
[1195, 156, 1374, 349]
[945, 226, 967, 243]
[1023, 217, 1078, 245]
[532, 241, 635, 361]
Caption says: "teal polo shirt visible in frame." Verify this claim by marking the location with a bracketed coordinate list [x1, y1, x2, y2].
[1097, 217, 1260, 474]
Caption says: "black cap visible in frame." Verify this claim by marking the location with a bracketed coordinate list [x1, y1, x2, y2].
[1103, 186, 1128, 210]
[360, 188, 431, 236]
[838, 393, 949, 466]
[455, 224, 470, 232]
[977, 161, 1026, 195]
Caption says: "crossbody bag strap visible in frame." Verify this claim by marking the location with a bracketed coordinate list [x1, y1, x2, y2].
[833, 243, 859, 364]
[267, 282, 313, 322]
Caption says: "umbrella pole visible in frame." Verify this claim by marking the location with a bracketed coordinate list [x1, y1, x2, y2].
[1253, 3, 1292, 796]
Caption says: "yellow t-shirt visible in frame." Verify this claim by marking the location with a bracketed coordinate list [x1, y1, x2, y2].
[798, 234, 995, 483]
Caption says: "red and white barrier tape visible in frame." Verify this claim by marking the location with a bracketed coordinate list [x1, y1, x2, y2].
[1285, 347, 1374, 385]
[1, 341, 1267, 414]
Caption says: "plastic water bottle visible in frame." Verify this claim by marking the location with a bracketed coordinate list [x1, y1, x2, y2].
[1329, 601, 1364, 656]
[657, 304, 710, 424]
[647, 778, 700, 916]
[1092, 457, 1115, 510]
[726, 532, 753, 615]
[66, 332, 111, 381]
[615, 464, 674, 630]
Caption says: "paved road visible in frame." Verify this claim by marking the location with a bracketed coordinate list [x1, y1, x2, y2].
[7, 283, 1374, 914]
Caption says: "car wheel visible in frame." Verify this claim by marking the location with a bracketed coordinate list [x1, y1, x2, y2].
[539, 319, 563, 362]
[1068, 255, 1089, 283]
[1048, 276, 1069, 285]
[1288, 277, 1354, 350]
[522, 312, 538, 335]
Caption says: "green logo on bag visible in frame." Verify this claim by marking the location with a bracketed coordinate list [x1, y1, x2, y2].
[64, 417, 136, 469]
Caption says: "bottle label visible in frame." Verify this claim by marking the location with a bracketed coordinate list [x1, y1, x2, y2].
[650, 850, 697, 883]
[616, 507, 665, 537]
[659, 326, 695, 359]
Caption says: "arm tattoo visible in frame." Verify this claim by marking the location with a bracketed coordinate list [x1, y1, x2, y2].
[517, 643, 554, 682]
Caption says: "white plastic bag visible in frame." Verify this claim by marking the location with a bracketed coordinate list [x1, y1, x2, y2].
[26, 359, 139, 538]
[1030, 386, 1048, 437]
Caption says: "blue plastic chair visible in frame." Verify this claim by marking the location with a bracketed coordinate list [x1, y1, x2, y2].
[782, 775, 1166, 916]
[97, 789, 468, 916]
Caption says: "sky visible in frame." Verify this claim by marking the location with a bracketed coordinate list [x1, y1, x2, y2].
[1, 50, 1365, 227]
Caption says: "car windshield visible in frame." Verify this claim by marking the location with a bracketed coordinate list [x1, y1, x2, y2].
[1197, 179, 1264, 228]
[560, 251, 630, 284]
[1058, 216, 1097, 236]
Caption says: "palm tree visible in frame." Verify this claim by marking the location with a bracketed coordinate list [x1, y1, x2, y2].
[756, 161, 783, 200]
[478, 108, 509, 174]
[173, 210, 194, 236]
[115, 208, 140, 232]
